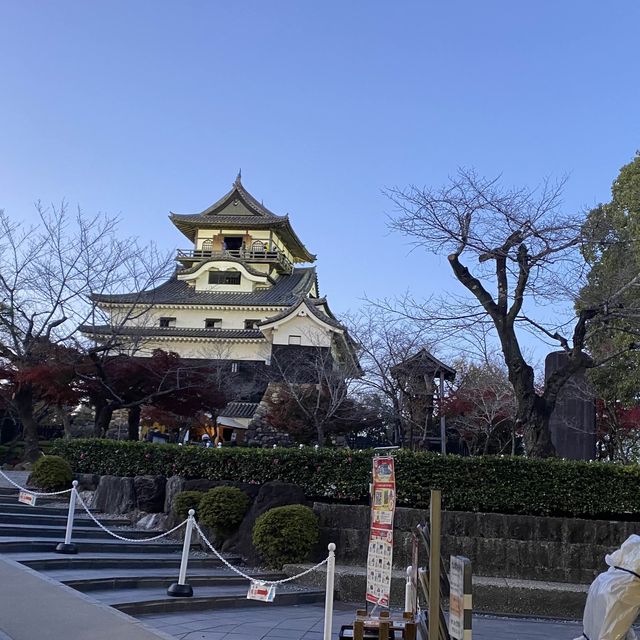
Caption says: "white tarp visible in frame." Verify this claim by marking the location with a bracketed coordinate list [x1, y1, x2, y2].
[575, 535, 640, 640]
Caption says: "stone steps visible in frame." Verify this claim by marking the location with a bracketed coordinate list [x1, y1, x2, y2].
[0, 479, 325, 620]
[106, 585, 326, 615]
[60, 571, 284, 591]
[0, 537, 190, 554]
[0, 520, 149, 537]
[0, 508, 131, 525]
[18, 554, 238, 571]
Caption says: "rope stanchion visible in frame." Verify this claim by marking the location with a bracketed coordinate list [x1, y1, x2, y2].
[0, 468, 73, 496]
[167, 509, 196, 597]
[55, 480, 79, 554]
[74, 492, 187, 542]
[193, 519, 330, 585]
[323, 543, 336, 640]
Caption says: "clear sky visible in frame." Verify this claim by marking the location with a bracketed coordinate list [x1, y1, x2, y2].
[1, 2, 639, 329]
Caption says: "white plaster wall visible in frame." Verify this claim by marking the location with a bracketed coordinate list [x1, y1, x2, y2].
[269, 314, 333, 347]
[137, 339, 272, 361]
[112, 306, 286, 330]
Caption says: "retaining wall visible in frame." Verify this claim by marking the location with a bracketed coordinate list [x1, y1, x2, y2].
[313, 503, 640, 584]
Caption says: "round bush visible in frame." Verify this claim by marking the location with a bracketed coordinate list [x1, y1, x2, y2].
[252, 504, 319, 568]
[29, 455, 73, 491]
[172, 490, 205, 521]
[199, 487, 250, 538]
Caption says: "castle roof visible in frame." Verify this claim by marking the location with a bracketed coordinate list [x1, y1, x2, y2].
[80, 326, 265, 340]
[92, 266, 318, 307]
[169, 174, 315, 263]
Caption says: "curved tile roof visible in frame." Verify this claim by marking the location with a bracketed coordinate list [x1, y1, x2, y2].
[169, 175, 315, 262]
[92, 267, 317, 307]
[80, 325, 265, 340]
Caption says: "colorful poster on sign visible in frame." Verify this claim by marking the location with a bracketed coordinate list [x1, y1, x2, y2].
[366, 456, 396, 606]
[247, 581, 276, 602]
[18, 491, 36, 506]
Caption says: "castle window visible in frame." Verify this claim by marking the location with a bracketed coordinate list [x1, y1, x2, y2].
[244, 319, 260, 329]
[231, 362, 240, 373]
[205, 318, 222, 328]
[159, 317, 176, 328]
[223, 236, 243, 251]
[288, 335, 302, 345]
[209, 270, 241, 285]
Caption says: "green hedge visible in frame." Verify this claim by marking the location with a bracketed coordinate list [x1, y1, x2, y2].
[50, 438, 640, 519]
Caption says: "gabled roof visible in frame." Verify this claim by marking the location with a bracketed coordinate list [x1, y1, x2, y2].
[169, 174, 315, 263]
[258, 297, 345, 331]
[390, 349, 456, 381]
[219, 402, 260, 419]
[92, 267, 318, 307]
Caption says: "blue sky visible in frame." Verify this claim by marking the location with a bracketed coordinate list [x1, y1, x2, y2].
[1, 2, 639, 345]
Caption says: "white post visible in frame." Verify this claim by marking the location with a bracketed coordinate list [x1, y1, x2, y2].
[323, 543, 336, 640]
[167, 509, 195, 597]
[405, 565, 414, 614]
[55, 480, 79, 554]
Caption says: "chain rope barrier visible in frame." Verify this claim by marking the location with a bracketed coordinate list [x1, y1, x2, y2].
[3, 468, 330, 587]
[0, 468, 73, 496]
[193, 519, 329, 585]
[74, 491, 187, 542]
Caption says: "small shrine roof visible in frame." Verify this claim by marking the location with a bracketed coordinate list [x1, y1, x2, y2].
[219, 402, 260, 419]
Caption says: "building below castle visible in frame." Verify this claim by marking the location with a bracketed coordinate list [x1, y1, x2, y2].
[82, 174, 358, 443]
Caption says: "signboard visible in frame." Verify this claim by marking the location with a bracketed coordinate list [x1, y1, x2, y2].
[366, 456, 396, 606]
[18, 491, 36, 506]
[449, 556, 472, 640]
[247, 581, 276, 602]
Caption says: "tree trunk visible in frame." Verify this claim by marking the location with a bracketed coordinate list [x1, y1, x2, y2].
[57, 405, 73, 439]
[94, 404, 114, 437]
[14, 385, 40, 462]
[127, 405, 141, 441]
[499, 328, 557, 458]
[316, 422, 325, 446]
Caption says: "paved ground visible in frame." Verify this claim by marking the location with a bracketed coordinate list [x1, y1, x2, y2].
[0, 556, 172, 640]
[138, 603, 585, 640]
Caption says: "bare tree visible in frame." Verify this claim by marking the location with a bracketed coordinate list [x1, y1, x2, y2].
[265, 339, 361, 446]
[0, 203, 172, 459]
[387, 169, 639, 457]
[445, 356, 517, 455]
[345, 305, 436, 445]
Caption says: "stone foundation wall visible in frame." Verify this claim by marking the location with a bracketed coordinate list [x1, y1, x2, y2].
[312, 503, 639, 584]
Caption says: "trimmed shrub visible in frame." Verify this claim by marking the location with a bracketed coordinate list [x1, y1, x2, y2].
[50, 437, 640, 519]
[172, 490, 205, 521]
[199, 487, 250, 538]
[29, 455, 73, 491]
[252, 504, 319, 568]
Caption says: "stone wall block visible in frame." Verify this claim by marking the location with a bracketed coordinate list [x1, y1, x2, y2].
[134, 475, 166, 513]
[93, 475, 136, 514]
[164, 475, 186, 514]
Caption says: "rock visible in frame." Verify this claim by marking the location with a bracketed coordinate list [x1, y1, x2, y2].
[164, 475, 186, 513]
[223, 481, 307, 561]
[136, 512, 171, 531]
[134, 475, 166, 512]
[75, 473, 100, 491]
[92, 475, 136, 514]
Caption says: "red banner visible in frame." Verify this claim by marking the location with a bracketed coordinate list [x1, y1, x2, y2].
[366, 456, 396, 606]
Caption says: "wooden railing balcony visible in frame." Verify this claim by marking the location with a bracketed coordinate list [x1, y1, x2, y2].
[176, 248, 293, 273]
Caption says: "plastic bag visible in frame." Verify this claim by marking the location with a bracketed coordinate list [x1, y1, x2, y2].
[574, 535, 640, 640]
